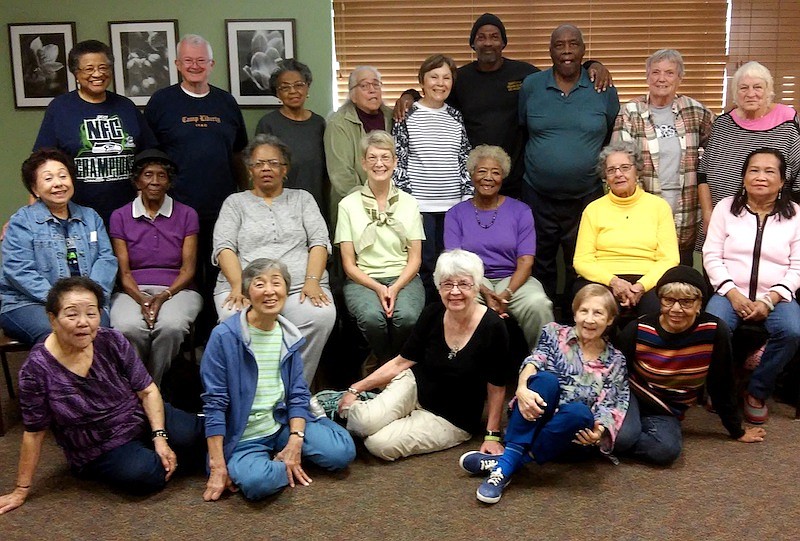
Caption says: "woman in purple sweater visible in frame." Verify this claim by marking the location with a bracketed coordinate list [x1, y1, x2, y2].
[703, 148, 800, 424]
[0, 277, 203, 514]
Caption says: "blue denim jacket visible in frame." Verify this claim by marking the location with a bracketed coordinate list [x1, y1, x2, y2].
[0, 200, 118, 313]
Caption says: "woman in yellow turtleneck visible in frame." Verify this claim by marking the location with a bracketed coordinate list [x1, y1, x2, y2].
[573, 141, 679, 325]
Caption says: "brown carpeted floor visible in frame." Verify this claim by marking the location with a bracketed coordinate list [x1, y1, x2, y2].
[1, 349, 798, 541]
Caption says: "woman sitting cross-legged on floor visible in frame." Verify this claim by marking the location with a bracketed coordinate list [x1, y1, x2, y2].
[329, 249, 510, 461]
[334, 130, 425, 366]
[201, 259, 355, 502]
[459, 283, 629, 504]
[613, 265, 766, 467]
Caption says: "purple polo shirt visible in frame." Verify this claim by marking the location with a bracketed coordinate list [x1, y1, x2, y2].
[444, 197, 536, 279]
[109, 195, 199, 288]
[18, 328, 154, 468]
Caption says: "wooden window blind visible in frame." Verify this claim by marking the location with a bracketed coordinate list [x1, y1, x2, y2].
[729, 0, 800, 110]
[332, 1, 729, 113]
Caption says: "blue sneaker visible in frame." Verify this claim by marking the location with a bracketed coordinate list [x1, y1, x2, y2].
[476, 467, 511, 504]
[459, 451, 500, 475]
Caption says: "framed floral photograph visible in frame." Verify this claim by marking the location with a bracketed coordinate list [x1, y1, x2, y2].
[8, 22, 76, 108]
[109, 20, 179, 106]
[225, 19, 296, 106]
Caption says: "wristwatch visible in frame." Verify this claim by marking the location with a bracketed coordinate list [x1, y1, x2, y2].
[290, 430, 305, 439]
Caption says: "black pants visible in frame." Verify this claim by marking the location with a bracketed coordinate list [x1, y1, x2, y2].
[523, 184, 604, 319]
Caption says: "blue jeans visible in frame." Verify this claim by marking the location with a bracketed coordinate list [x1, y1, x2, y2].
[76, 404, 205, 494]
[1, 303, 111, 344]
[706, 293, 800, 399]
[614, 393, 682, 466]
[505, 371, 595, 464]
[343, 276, 425, 362]
[226, 418, 355, 501]
[421, 212, 446, 303]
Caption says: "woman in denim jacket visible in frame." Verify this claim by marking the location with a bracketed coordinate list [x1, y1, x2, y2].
[0, 148, 117, 344]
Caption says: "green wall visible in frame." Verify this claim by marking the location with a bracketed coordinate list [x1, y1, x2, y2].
[0, 0, 333, 220]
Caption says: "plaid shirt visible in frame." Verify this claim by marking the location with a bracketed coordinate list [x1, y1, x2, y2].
[612, 94, 714, 252]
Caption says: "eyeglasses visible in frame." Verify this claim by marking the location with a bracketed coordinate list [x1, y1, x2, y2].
[251, 159, 286, 170]
[78, 65, 111, 75]
[365, 155, 393, 164]
[351, 80, 382, 91]
[659, 296, 699, 309]
[276, 81, 308, 92]
[439, 281, 474, 292]
[180, 58, 211, 67]
[605, 164, 634, 176]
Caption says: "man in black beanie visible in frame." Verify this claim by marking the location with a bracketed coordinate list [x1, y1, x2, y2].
[396, 13, 611, 200]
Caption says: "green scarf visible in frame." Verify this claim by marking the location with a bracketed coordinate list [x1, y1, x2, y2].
[356, 182, 408, 254]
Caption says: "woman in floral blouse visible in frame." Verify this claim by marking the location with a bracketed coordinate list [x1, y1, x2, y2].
[459, 283, 629, 504]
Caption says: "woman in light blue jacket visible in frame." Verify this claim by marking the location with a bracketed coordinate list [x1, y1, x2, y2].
[200, 258, 355, 502]
[0, 148, 117, 343]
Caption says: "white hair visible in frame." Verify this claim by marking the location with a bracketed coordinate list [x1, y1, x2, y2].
[433, 249, 484, 289]
[178, 34, 213, 60]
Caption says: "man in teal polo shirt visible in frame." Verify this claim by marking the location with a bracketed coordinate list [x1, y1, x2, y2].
[519, 24, 619, 318]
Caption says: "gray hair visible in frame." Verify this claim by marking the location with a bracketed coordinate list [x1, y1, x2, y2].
[178, 34, 213, 60]
[596, 141, 644, 178]
[433, 249, 484, 289]
[360, 130, 396, 157]
[243, 133, 292, 168]
[466, 145, 511, 178]
[348, 66, 382, 100]
[731, 61, 774, 106]
[269, 58, 313, 94]
[571, 283, 617, 328]
[646, 49, 684, 78]
[242, 258, 291, 296]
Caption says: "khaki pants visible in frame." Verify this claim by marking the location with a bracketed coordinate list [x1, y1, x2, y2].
[346, 369, 470, 461]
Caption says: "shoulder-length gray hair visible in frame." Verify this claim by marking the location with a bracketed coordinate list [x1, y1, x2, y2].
[596, 141, 644, 178]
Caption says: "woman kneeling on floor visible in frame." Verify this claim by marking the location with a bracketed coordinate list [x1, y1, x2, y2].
[332, 249, 510, 461]
[613, 265, 766, 466]
[460, 284, 630, 504]
[201, 259, 355, 502]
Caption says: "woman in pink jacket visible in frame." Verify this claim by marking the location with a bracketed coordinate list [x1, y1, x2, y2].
[703, 148, 800, 424]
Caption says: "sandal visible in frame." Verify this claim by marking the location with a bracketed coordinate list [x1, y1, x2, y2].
[743, 393, 768, 424]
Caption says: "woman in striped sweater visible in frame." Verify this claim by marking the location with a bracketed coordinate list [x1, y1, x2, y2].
[393, 54, 472, 301]
[614, 265, 765, 466]
[697, 61, 800, 243]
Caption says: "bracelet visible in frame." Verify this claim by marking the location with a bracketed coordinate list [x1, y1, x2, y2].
[484, 435, 502, 442]
[760, 294, 775, 312]
[346, 387, 360, 397]
[503, 288, 513, 298]
[151, 429, 169, 440]
[485, 430, 501, 438]
[16, 484, 31, 489]
[305, 275, 320, 281]
[164, 288, 173, 300]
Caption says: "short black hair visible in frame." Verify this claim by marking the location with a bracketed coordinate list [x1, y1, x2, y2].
[45, 277, 106, 316]
[68, 40, 114, 73]
[21, 148, 77, 196]
[269, 58, 313, 95]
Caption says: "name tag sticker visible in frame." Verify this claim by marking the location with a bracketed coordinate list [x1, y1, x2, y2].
[90, 231, 98, 242]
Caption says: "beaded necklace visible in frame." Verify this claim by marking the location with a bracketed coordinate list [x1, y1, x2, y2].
[472, 199, 499, 229]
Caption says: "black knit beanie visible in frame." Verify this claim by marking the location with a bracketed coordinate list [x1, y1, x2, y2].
[655, 265, 708, 299]
[470, 13, 507, 48]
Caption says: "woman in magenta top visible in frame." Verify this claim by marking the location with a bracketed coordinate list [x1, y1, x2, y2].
[444, 145, 552, 348]
[108, 149, 201, 386]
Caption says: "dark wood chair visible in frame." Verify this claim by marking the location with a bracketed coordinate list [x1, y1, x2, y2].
[0, 330, 29, 436]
